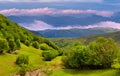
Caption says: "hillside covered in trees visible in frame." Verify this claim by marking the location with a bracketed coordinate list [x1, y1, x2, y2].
[0, 14, 62, 76]
[0, 14, 59, 54]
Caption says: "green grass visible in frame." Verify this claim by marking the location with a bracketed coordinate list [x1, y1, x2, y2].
[51, 69, 120, 76]
[0, 44, 120, 76]
[47, 56, 120, 76]
[0, 44, 44, 76]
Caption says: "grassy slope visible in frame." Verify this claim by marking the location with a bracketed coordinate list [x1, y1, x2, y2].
[0, 44, 44, 76]
[0, 44, 119, 76]
[48, 56, 119, 76]
[50, 57, 120, 76]
[51, 69, 119, 76]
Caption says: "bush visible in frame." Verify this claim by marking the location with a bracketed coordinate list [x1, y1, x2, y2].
[0, 38, 9, 53]
[16, 54, 29, 65]
[24, 40, 31, 46]
[8, 39, 17, 53]
[63, 46, 91, 69]
[44, 39, 59, 50]
[19, 64, 28, 76]
[42, 50, 58, 61]
[32, 41, 39, 49]
[89, 37, 118, 68]
[40, 44, 52, 50]
[15, 39, 21, 49]
[62, 37, 119, 69]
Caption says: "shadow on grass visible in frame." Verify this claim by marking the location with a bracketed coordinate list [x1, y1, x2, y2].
[114, 70, 120, 76]
[61, 69, 99, 75]
[60, 69, 119, 76]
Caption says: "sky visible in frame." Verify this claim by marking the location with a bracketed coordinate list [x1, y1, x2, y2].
[0, 0, 119, 11]
[0, 0, 120, 30]
[0, 0, 119, 3]
[0, 0, 105, 2]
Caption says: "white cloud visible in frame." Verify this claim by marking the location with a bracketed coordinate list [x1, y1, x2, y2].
[54, 21, 120, 30]
[0, 0, 103, 2]
[19, 20, 53, 31]
[19, 20, 120, 31]
[0, 8, 113, 17]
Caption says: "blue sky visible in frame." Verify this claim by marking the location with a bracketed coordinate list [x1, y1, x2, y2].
[0, 0, 120, 11]
[0, 0, 119, 30]
[0, 0, 119, 3]
[0, 0, 104, 2]
[0, 0, 119, 16]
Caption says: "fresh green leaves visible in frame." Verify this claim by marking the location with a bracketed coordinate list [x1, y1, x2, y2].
[63, 37, 119, 69]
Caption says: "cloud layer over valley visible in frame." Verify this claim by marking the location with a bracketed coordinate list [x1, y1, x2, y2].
[19, 20, 120, 31]
[0, 8, 113, 17]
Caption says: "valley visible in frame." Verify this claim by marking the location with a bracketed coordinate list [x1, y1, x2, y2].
[0, 1, 120, 76]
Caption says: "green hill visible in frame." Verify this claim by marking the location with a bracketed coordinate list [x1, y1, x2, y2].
[79, 31, 120, 44]
[0, 14, 60, 76]
[51, 31, 120, 48]
[0, 14, 59, 51]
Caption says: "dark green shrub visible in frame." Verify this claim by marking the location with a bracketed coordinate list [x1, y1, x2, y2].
[8, 39, 17, 53]
[44, 39, 59, 50]
[89, 37, 118, 68]
[62, 46, 91, 69]
[40, 43, 55, 51]
[16, 54, 29, 65]
[25, 40, 31, 46]
[19, 64, 28, 76]
[42, 50, 58, 61]
[62, 37, 119, 69]
[0, 38, 9, 53]
[15, 39, 21, 49]
[32, 41, 39, 49]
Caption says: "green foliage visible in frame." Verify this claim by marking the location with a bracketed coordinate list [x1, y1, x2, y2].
[8, 39, 17, 53]
[32, 41, 40, 49]
[42, 50, 59, 61]
[44, 39, 59, 50]
[16, 54, 29, 65]
[15, 39, 21, 49]
[0, 38, 9, 53]
[40, 44, 50, 50]
[89, 37, 118, 68]
[63, 37, 119, 69]
[0, 14, 59, 54]
[19, 64, 28, 76]
[112, 58, 120, 69]
[24, 40, 31, 46]
[63, 45, 91, 69]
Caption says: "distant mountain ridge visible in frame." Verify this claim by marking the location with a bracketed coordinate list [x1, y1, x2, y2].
[7, 12, 120, 38]
[7, 14, 111, 27]
[0, 14, 58, 50]
[7, 12, 120, 27]
[33, 28, 119, 38]
[75, 30, 120, 45]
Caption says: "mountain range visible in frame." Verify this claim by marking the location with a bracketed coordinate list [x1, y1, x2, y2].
[7, 12, 120, 38]
[7, 12, 120, 27]
[35, 28, 119, 38]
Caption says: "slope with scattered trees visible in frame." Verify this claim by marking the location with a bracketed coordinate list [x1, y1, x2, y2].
[0, 14, 59, 54]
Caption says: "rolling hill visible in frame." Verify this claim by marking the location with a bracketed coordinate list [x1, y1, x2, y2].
[7, 12, 120, 38]
[0, 14, 60, 76]
[0, 14, 58, 50]
[34, 28, 119, 38]
[51, 30, 120, 49]
[79, 31, 120, 44]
